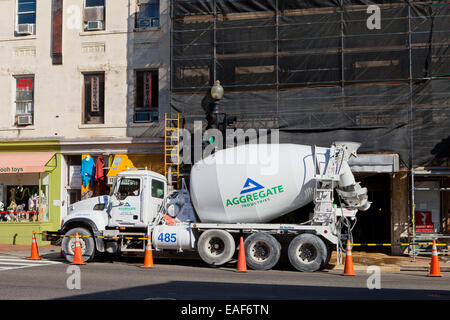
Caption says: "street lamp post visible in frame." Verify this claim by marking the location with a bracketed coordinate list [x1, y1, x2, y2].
[207, 80, 224, 150]
[210, 80, 224, 130]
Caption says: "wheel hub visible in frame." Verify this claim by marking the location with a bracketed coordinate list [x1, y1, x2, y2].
[297, 243, 317, 264]
[251, 241, 271, 261]
[207, 237, 224, 256]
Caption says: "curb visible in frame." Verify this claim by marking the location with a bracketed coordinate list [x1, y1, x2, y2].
[331, 265, 401, 272]
[400, 266, 450, 272]
[331, 264, 450, 272]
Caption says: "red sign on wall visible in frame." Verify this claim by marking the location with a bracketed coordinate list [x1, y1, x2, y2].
[17, 78, 33, 90]
[415, 211, 434, 233]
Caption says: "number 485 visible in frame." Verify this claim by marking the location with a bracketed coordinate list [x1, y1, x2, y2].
[157, 233, 176, 243]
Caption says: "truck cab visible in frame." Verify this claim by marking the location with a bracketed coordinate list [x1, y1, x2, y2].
[54, 170, 168, 262]
[108, 170, 167, 228]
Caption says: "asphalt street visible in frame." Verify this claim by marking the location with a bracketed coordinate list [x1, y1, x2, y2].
[0, 253, 449, 301]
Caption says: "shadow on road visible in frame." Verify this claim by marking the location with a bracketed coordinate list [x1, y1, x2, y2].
[56, 280, 450, 300]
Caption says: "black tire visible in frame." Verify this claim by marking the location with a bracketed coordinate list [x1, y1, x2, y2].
[324, 242, 333, 267]
[197, 229, 235, 266]
[244, 232, 281, 271]
[62, 227, 96, 263]
[288, 233, 328, 272]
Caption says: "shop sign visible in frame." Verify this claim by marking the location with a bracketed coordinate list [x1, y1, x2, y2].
[0, 167, 24, 173]
[415, 210, 434, 233]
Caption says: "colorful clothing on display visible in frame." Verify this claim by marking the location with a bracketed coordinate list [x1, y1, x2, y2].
[80, 155, 95, 188]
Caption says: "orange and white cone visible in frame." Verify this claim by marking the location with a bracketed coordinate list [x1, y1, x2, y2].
[236, 236, 247, 273]
[28, 230, 41, 260]
[71, 232, 87, 265]
[141, 236, 154, 268]
[343, 240, 355, 276]
[428, 240, 442, 277]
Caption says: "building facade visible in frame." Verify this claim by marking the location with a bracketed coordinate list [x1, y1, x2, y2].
[0, 0, 169, 244]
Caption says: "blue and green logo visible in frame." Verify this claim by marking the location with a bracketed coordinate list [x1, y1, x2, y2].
[226, 178, 284, 208]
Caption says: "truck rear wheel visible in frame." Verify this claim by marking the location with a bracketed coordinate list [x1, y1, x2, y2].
[288, 233, 328, 272]
[244, 232, 281, 270]
[197, 229, 235, 266]
[62, 227, 95, 263]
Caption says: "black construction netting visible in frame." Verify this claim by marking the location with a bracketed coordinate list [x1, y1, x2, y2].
[170, 0, 450, 167]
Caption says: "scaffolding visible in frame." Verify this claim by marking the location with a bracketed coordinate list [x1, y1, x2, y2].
[170, 0, 450, 167]
[169, 0, 450, 251]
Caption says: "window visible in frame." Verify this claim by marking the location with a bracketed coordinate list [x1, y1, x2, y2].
[136, 0, 159, 29]
[84, 0, 105, 31]
[135, 70, 158, 122]
[1, 185, 40, 222]
[16, 0, 36, 36]
[151, 179, 164, 199]
[14, 75, 34, 126]
[83, 73, 105, 124]
[118, 178, 140, 200]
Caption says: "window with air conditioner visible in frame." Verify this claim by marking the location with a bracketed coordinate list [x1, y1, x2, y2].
[84, 0, 105, 31]
[14, 75, 34, 126]
[135, 70, 158, 123]
[135, 0, 159, 30]
[83, 73, 105, 124]
[16, 0, 36, 36]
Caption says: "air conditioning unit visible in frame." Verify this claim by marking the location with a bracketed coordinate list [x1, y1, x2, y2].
[138, 0, 151, 4]
[134, 110, 158, 123]
[16, 24, 35, 36]
[86, 20, 103, 31]
[17, 114, 33, 126]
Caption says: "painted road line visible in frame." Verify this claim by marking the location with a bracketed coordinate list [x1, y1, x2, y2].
[0, 258, 62, 264]
[0, 266, 35, 271]
[0, 256, 62, 272]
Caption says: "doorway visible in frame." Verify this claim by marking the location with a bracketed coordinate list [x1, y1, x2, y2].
[352, 173, 391, 253]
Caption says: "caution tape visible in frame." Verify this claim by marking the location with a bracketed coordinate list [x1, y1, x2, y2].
[350, 243, 447, 247]
[40, 231, 447, 247]
[41, 231, 150, 241]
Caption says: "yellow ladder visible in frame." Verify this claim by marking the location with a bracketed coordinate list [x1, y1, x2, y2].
[164, 113, 180, 188]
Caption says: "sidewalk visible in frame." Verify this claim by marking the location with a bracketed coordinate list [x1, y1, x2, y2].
[0, 243, 61, 259]
[1, 243, 448, 271]
[327, 251, 450, 272]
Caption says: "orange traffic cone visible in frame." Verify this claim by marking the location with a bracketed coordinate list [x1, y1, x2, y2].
[236, 236, 247, 273]
[71, 232, 87, 265]
[428, 240, 442, 277]
[28, 230, 41, 260]
[141, 236, 154, 268]
[343, 240, 355, 276]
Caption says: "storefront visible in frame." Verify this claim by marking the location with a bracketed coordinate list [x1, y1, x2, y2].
[0, 141, 61, 245]
[59, 138, 164, 222]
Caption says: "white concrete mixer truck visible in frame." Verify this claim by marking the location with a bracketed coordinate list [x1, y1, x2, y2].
[43, 142, 370, 272]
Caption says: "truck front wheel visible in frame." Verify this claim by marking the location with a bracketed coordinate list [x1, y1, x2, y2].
[62, 227, 96, 263]
[244, 232, 281, 270]
[288, 233, 328, 272]
[197, 229, 235, 266]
